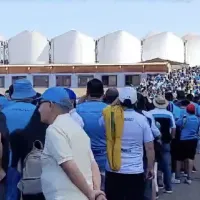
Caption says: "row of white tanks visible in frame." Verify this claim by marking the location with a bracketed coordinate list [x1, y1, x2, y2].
[0, 30, 200, 66]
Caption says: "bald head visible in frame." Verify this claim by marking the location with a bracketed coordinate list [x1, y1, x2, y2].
[104, 88, 119, 104]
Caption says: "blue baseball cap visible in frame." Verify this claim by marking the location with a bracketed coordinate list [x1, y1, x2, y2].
[65, 88, 76, 100]
[41, 87, 72, 108]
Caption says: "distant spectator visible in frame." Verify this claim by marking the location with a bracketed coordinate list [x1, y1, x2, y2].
[77, 79, 107, 190]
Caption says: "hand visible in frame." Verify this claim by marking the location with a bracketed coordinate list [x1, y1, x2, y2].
[95, 193, 107, 200]
[88, 190, 106, 200]
[146, 168, 154, 180]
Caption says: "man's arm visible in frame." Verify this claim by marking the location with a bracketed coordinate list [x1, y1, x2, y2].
[90, 150, 101, 190]
[170, 113, 176, 139]
[61, 161, 93, 199]
[144, 141, 155, 172]
[143, 121, 155, 177]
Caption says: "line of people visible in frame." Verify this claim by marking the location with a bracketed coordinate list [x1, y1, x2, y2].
[0, 77, 199, 200]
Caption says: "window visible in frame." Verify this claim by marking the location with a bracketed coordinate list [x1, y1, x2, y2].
[56, 75, 71, 87]
[125, 75, 141, 86]
[0, 76, 5, 88]
[12, 76, 27, 84]
[33, 75, 49, 87]
[78, 75, 94, 87]
[102, 75, 117, 87]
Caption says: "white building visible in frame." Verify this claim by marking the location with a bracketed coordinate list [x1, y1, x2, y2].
[51, 30, 95, 64]
[142, 32, 184, 63]
[96, 30, 141, 64]
[8, 30, 49, 65]
[183, 33, 200, 66]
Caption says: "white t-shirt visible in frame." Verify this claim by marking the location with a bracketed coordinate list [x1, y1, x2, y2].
[100, 110, 154, 174]
[41, 113, 94, 200]
[69, 108, 84, 128]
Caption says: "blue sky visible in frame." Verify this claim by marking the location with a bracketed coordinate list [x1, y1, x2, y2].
[0, 0, 199, 40]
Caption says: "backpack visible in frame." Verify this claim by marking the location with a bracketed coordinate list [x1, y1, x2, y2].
[17, 140, 43, 195]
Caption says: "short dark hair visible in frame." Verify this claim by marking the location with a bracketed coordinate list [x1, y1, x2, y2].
[177, 91, 185, 100]
[136, 93, 146, 111]
[181, 99, 190, 107]
[165, 92, 173, 101]
[87, 78, 104, 98]
[120, 99, 133, 109]
[187, 93, 194, 101]
[8, 84, 14, 98]
[103, 88, 119, 104]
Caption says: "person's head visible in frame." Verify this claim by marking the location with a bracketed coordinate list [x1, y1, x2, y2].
[38, 87, 73, 124]
[165, 92, 173, 102]
[118, 87, 137, 109]
[176, 90, 185, 100]
[180, 99, 190, 108]
[186, 103, 195, 115]
[153, 95, 169, 109]
[11, 79, 36, 101]
[103, 88, 119, 104]
[65, 88, 77, 108]
[86, 78, 104, 99]
[136, 93, 146, 111]
[186, 93, 194, 102]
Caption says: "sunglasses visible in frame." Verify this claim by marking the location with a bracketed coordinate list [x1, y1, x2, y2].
[37, 99, 54, 107]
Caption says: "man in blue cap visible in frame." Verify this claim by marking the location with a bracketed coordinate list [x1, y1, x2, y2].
[65, 88, 84, 128]
[38, 87, 105, 200]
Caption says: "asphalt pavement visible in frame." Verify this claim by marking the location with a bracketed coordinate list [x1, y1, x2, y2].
[160, 154, 200, 200]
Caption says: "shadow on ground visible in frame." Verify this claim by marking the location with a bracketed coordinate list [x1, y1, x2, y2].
[160, 155, 200, 200]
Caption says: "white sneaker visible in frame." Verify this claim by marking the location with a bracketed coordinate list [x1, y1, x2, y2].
[171, 178, 181, 184]
[165, 190, 173, 194]
[185, 179, 192, 185]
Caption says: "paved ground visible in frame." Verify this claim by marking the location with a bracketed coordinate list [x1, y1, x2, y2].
[160, 155, 200, 200]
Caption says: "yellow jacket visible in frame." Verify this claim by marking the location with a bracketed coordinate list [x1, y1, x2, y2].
[103, 105, 124, 171]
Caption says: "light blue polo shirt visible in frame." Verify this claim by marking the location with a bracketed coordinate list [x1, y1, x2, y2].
[176, 114, 199, 140]
[76, 101, 107, 171]
[191, 102, 200, 116]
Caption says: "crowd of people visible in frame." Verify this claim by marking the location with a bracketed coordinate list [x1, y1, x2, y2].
[0, 66, 200, 200]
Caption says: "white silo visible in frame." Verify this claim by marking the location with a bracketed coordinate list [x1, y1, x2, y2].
[142, 32, 184, 63]
[143, 31, 161, 40]
[8, 30, 49, 65]
[183, 33, 200, 66]
[96, 30, 141, 64]
[51, 30, 95, 64]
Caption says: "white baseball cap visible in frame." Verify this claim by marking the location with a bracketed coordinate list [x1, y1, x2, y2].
[119, 87, 137, 104]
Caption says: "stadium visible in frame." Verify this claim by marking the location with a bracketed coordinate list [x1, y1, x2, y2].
[0, 30, 199, 96]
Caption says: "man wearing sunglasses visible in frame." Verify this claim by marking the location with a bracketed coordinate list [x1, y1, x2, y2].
[38, 87, 106, 200]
